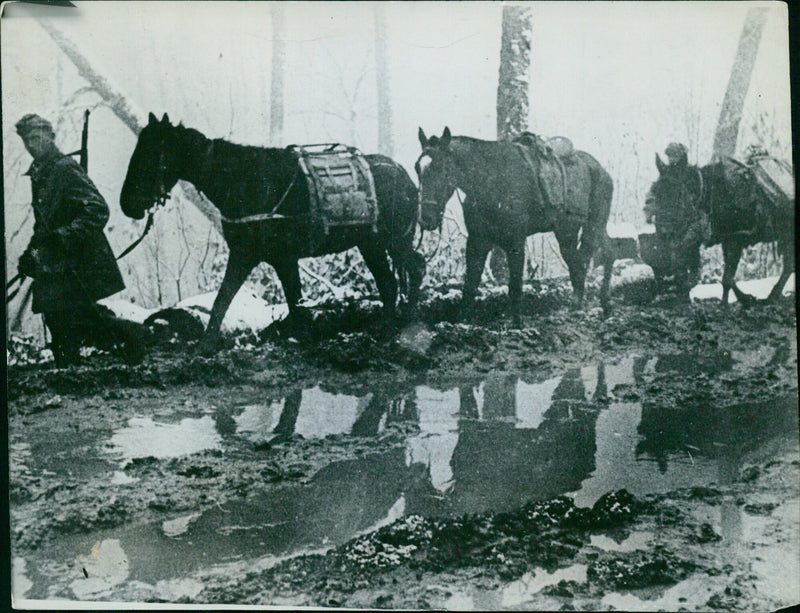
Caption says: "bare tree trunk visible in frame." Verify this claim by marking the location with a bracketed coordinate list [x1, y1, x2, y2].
[374, 3, 393, 157]
[38, 19, 223, 235]
[492, 5, 532, 283]
[712, 8, 768, 159]
[497, 5, 532, 141]
[270, 4, 286, 145]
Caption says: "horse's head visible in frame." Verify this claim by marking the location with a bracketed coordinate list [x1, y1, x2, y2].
[647, 151, 704, 225]
[120, 113, 181, 220]
[415, 126, 457, 231]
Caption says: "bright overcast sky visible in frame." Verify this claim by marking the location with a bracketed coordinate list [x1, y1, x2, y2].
[3, 1, 791, 220]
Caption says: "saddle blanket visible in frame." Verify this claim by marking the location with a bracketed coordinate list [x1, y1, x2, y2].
[289, 144, 379, 234]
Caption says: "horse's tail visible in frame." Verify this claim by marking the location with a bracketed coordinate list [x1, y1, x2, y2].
[394, 175, 425, 304]
[578, 151, 615, 308]
[576, 151, 613, 252]
[371, 155, 425, 304]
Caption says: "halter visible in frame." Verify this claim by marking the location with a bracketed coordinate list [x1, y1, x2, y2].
[151, 145, 172, 209]
[417, 146, 457, 228]
[115, 139, 171, 261]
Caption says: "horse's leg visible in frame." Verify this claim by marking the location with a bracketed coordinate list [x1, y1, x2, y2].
[391, 246, 425, 319]
[592, 231, 615, 312]
[721, 241, 754, 306]
[555, 228, 583, 304]
[460, 233, 492, 322]
[271, 256, 308, 337]
[199, 248, 254, 354]
[405, 249, 426, 318]
[766, 238, 794, 303]
[506, 238, 526, 327]
[358, 243, 398, 332]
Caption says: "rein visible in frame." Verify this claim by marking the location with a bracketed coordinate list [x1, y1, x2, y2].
[419, 187, 460, 264]
[115, 209, 156, 260]
[116, 143, 172, 261]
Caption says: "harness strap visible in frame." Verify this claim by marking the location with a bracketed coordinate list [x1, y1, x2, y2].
[219, 171, 298, 225]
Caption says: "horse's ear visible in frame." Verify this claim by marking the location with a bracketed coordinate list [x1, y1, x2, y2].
[655, 153, 667, 175]
[418, 127, 428, 149]
[148, 112, 158, 125]
[441, 127, 452, 149]
[161, 113, 171, 125]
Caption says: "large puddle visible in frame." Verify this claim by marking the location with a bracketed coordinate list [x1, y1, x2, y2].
[14, 347, 798, 602]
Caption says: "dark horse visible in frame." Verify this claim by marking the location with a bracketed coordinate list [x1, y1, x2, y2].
[120, 113, 424, 352]
[415, 127, 615, 324]
[648, 152, 794, 304]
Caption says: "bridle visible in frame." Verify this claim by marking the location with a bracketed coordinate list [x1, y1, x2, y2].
[417, 147, 457, 234]
[151, 144, 172, 210]
[116, 138, 171, 261]
[415, 148, 461, 263]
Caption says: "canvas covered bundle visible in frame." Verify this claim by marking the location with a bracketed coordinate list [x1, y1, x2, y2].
[513, 132, 588, 219]
[289, 144, 379, 237]
[747, 152, 794, 206]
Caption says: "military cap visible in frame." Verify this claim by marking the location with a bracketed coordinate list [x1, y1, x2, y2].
[664, 142, 688, 164]
[15, 114, 54, 137]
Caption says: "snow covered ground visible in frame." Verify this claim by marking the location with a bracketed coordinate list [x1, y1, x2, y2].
[97, 299, 157, 324]
[167, 288, 290, 334]
[690, 273, 795, 303]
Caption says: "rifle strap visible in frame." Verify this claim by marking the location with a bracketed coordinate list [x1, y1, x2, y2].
[115, 210, 155, 260]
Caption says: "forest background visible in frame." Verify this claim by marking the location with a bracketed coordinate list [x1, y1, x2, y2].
[3, 1, 792, 343]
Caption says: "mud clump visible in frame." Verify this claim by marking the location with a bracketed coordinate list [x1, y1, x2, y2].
[309, 332, 394, 372]
[249, 490, 649, 602]
[49, 495, 130, 535]
[587, 548, 695, 589]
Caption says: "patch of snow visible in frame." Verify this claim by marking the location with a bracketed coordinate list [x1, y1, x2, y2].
[611, 263, 654, 288]
[167, 287, 289, 333]
[638, 223, 656, 236]
[97, 298, 156, 324]
[690, 273, 795, 303]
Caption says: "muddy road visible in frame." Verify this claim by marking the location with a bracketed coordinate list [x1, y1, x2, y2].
[7, 278, 799, 610]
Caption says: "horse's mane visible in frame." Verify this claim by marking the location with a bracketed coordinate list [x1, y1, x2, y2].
[174, 123, 294, 170]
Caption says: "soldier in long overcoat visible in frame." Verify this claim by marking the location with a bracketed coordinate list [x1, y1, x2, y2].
[15, 113, 146, 366]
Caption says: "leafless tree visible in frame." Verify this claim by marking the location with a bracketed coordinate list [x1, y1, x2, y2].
[713, 8, 768, 159]
[270, 4, 286, 145]
[492, 5, 533, 283]
[37, 18, 223, 234]
[374, 3, 393, 157]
